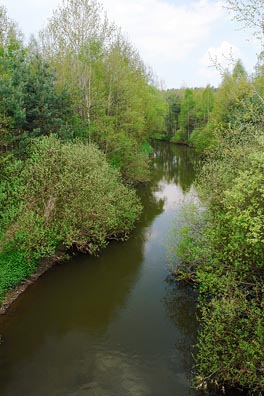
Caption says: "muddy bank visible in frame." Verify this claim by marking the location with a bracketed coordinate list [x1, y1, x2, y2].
[0, 250, 66, 315]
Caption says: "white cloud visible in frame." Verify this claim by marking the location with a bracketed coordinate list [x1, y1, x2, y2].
[1, 0, 62, 37]
[2, 0, 223, 60]
[103, 0, 224, 63]
[198, 40, 242, 86]
[101, 0, 227, 87]
[1, 0, 260, 87]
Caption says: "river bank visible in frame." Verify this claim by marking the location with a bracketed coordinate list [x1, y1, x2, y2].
[0, 142, 199, 396]
[151, 136, 193, 147]
[0, 250, 67, 315]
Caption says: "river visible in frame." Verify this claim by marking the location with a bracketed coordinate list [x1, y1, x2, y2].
[0, 142, 200, 396]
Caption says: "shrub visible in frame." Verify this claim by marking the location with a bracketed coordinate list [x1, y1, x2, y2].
[0, 135, 142, 301]
[168, 127, 264, 394]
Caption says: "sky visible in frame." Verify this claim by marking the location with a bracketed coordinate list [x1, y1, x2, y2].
[0, 0, 261, 88]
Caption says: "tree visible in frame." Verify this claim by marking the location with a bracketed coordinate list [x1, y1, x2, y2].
[39, 0, 114, 123]
[0, 9, 26, 153]
[178, 88, 195, 141]
[23, 53, 72, 138]
[0, 46, 73, 155]
[164, 89, 182, 137]
[226, 0, 264, 43]
[39, 0, 167, 183]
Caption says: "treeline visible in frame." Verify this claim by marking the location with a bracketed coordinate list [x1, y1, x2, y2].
[169, 23, 264, 396]
[161, 56, 264, 158]
[162, 86, 215, 148]
[0, 0, 167, 304]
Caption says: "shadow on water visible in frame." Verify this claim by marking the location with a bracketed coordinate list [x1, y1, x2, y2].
[151, 141, 197, 193]
[163, 282, 199, 359]
[0, 141, 203, 396]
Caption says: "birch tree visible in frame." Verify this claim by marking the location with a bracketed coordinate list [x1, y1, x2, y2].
[40, 0, 114, 122]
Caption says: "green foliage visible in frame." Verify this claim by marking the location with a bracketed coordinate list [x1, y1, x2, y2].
[213, 61, 253, 128]
[0, 135, 142, 302]
[170, 129, 185, 143]
[0, 28, 26, 152]
[164, 89, 182, 136]
[106, 133, 151, 183]
[169, 82, 264, 394]
[197, 286, 264, 394]
[190, 60, 255, 154]
[0, 250, 37, 303]
[189, 124, 216, 154]
[0, 155, 24, 234]
[0, 1, 162, 307]
[178, 88, 195, 141]
[39, 0, 167, 183]
[0, 36, 73, 155]
[180, 5, 264, 390]
[163, 86, 215, 146]
[164, 61, 260, 154]
[168, 203, 207, 282]
[23, 54, 73, 138]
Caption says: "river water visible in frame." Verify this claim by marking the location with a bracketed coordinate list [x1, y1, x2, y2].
[0, 142, 200, 396]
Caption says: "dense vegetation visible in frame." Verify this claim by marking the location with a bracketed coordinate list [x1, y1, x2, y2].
[0, 0, 167, 304]
[1, 0, 263, 395]
[161, 86, 215, 150]
[39, 0, 167, 183]
[0, 136, 142, 302]
[169, 7, 264, 395]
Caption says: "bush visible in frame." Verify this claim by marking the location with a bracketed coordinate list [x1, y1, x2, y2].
[105, 132, 151, 184]
[189, 124, 217, 154]
[0, 135, 142, 302]
[197, 285, 264, 394]
[170, 128, 187, 143]
[169, 127, 264, 394]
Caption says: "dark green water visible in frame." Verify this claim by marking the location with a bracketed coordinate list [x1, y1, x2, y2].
[0, 142, 200, 396]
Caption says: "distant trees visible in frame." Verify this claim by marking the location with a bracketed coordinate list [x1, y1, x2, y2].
[162, 86, 215, 146]
[212, 60, 252, 125]
[165, 89, 182, 136]
[162, 59, 264, 154]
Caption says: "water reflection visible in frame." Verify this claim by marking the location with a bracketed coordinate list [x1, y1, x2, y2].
[163, 282, 198, 365]
[0, 142, 200, 396]
[151, 142, 197, 193]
